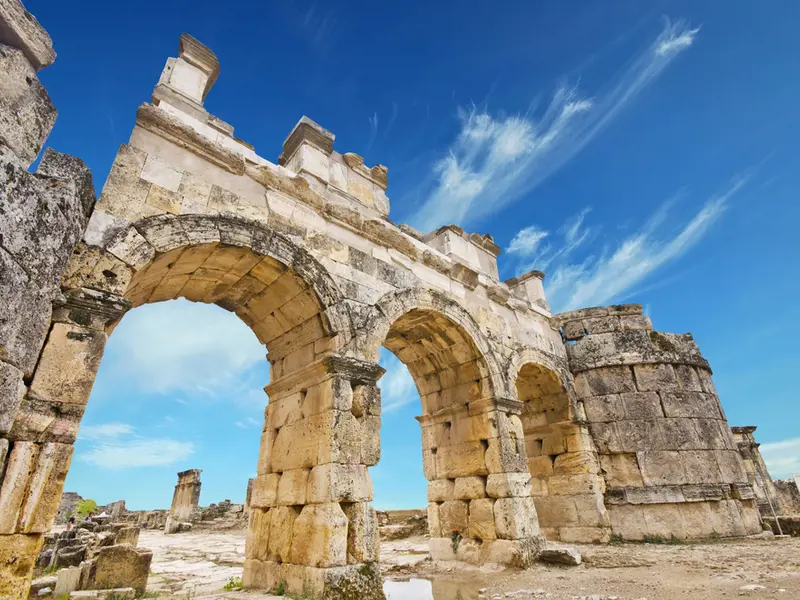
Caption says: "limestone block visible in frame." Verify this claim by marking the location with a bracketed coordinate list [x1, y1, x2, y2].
[486, 472, 531, 498]
[637, 451, 684, 486]
[624, 485, 684, 504]
[680, 450, 724, 484]
[267, 505, 299, 563]
[709, 499, 746, 537]
[0, 361, 24, 434]
[0, 532, 43, 600]
[0, 441, 37, 533]
[249, 473, 279, 509]
[608, 504, 647, 541]
[453, 476, 486, 500]
[573, 366, 636, 397]
[90, 545, 152, 595]
[0, 0, 56, 70]
[540, 432, 567, 455]
[553, 451, 600, 475]
[674, 364, 703, 392]
[632, 364, 678, 392]
[427, 479, 455, 502]
[276, 468, 309, 506]
[435, 440, 488, 479]
[582, 394, 624, 422]
[95, 145, 151, 222]
[619, 315, 652, 331]
[352, 384, 381, 417]
[115, 526, 139, 546]
[256, 427, 274, 475]
[696, 368, 717, 394]
[0, 44, 55, 165]
[140, 154, 183, 191]
[494, 496, 538, 540]
[18, 442, 73, 533]
[588, 422, 622, 453]
[271, 410, 360, 472]
[598, 453, 644, 487]
[658, 418, 702, 450]
[692, 419, 728, 450]
[533, 496, 579, 527]
[289, 503, 347, 567]
[341, 502, 379, 563]
[527, 455, 553, 476]
[427, 502, 442, 537]
[548, 473, 605, 496]
[715, 450, 747, 484]
[617, 419, 664, 453]
[29, 324, 106, 407]
[360, 415, 381, 466]
[620, 391, 663, 419]
[62, 244, 133, 296]
[427, 537, 456, 561]
[738, 499, 762, 535]
[559, 526, 610, 544]
[678, 501, 715, 539]
[642, 503, 686, 540]
[306, 463, 373, 504]
[438, 500, 468, 534]
[660, 391, 721, 419]
[54, 566, 82, 598]
[245, 508, 270, 561]
[485, 436, 526, 474]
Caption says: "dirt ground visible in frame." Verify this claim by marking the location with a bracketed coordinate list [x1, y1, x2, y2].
[141, 528, 800, 599]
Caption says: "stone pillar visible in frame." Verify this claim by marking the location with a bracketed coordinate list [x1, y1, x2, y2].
[558, 305, 763, 541]
[165, 469, 202, 532]
[0, 288, 125, 599]
[731, 426, 781, 517]
[421, 397, 544, 567]
[244, 355, 385, 600]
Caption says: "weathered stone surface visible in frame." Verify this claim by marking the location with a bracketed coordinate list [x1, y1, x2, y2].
[90, 544, 152, 595]
[0, 44, 55, 165]
[290, 503, 347, 567]
[0, 361, 24, 434]
[0, 0, 55, 70]
[538, 546, 581, 565]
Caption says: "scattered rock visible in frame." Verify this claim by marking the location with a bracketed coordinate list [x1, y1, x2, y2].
[539, 547, 582, 566]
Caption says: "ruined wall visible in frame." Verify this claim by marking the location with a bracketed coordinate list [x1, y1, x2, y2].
[774, 478, 800, 515]
[731, 426, 781, 517]
[0, 2, 772, 597]
[0, 3, 103, 599]
[557, 305, 763, 540]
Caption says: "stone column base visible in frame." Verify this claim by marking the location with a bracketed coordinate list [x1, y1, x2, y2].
[428, 536, 544, 568]
[243, 559, 385, 600]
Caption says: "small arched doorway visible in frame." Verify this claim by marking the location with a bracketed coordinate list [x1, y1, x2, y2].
[515, 362, 610, 543]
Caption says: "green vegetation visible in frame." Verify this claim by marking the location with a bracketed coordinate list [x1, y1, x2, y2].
[75, 498, 98, 518]
[223, 575, 243, 591]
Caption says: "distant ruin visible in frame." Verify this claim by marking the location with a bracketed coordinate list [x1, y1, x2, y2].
[0, 1, 793, 598]
[165, 469, 203, 533]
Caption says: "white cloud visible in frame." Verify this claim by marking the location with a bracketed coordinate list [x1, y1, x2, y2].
[760, 438, 800, 479]
[79, 439, 195, 469]
[412, 18, 699, 231]
[508, 176, 749, 313]
[104, 299, 266, 398]
[378, 350, 418, 413]
[507, 226, 549, 257]
[79, 423, 134, 440]
[77, 422, 194, 469]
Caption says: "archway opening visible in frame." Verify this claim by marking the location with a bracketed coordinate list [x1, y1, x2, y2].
[516, 363, 609, 543]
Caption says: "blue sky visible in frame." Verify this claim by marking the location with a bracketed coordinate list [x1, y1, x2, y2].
[29, 0, 800, 509]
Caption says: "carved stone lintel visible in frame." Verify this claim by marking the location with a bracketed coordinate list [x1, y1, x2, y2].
[322, 354, 386, 385]
[53, 287, 131, 329]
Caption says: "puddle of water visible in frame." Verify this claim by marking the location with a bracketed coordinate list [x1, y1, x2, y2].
[383, 578, 480, 600]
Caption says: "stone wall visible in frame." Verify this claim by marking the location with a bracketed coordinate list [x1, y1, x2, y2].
[0, 2, 103, 599]
[556, 305, 763, 541]
[731, 426, 782, 517]
[0, 2, 772, 597]
[774, 478, 800, 515]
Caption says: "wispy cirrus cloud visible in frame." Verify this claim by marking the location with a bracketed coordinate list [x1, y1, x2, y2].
[506, 176, 749, 313]
[77, 422, 194, 469]
[760, 438, 800, 479]
[412, 18, 700, 232]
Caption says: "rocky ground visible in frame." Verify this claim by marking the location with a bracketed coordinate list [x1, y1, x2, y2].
[140, 528, 800, 600]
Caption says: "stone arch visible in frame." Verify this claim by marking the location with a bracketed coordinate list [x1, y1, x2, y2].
[360, 289, 543, 566]
[510, 352, 611, 544]
[98, 213, 353, 348]
[361, 287, 504, 401]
